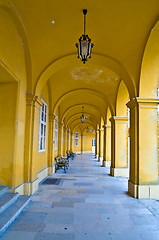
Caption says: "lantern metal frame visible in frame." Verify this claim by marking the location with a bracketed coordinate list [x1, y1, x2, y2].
[75, 9, 94, 64]
[80, 106, 85, 123]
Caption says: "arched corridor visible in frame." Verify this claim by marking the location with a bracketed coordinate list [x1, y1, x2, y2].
[1, 153, 159, 240]
[1, 0, 159, 237]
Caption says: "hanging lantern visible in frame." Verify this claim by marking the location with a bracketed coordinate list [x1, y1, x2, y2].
[75, 9, 94, 64]
[80, 106, 85, 123]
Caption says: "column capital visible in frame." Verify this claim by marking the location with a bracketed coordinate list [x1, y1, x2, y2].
[98, 128, 104, 131]
[63, 126, 68, 131]
[127, 97, 159, 109]
[109, 116, 128, 122]
[103, 124, 111, 128]
[105, 124, 111, 128]
[48, 114, 58, 122]
[26, 94, 43, 107]
[59, 122, 64, 128]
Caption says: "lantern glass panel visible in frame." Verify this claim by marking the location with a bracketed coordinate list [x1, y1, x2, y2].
[81, 41, 88, 56]
[88, 42, 92, 57]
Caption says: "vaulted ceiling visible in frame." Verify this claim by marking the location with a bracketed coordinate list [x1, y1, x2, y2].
[1, 0, 159, 129]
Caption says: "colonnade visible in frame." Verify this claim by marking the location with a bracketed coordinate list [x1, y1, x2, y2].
[95, 97, 159, 199]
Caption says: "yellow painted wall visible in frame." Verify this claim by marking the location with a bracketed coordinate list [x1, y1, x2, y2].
[13, 81, 26, 188]
[0, 7, 26, 82]
[0, 81, 18, 186]
[116, 80, 129, 116]
[83, 128, 95, 152]
[72, 126, 95, 153]
[73, 126, 81, 153]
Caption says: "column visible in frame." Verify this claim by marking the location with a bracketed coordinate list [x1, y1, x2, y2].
[63, 126, 67, 156]
[48, 114, 57, 175]
[98, 128, 104, 164]
[58, 122, 63, 156]
[81, 132, 83, 154]
[127, 97, 159, 199]
[109, 116, 128, 177]
[24, 95, 42, 195]
[70, 131, 73, 150]
[106, 124, 111, 167]
[95, 130, 99, 158]
[67, 129, 70, 151]
[103, 124, 107, 167]
[72, 132, 75, 152]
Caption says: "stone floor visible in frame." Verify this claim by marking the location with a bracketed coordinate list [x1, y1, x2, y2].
[1, 153, 159, 240]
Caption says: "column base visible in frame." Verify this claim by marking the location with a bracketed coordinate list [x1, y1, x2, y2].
[95, 154, 99, 159]
[48, 166, 56, 175]
[128, 180, 159, 200]
[98, 156, 103, 163]
[103, 160, 111, 167]
[9, 178, 39, 195]
[110, 167, 129, 178]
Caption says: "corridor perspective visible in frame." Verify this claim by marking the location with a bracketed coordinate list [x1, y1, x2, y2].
[1, 0, 159, 238]
[1, 153, 159, 240]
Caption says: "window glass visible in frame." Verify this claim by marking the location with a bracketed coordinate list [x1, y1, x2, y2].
[75, 132, 78, 147]
[39, 100, 47, 152]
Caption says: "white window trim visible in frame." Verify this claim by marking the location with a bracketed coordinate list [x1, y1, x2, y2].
[75, 132, 78, 147]
[38, 99, 47, 152]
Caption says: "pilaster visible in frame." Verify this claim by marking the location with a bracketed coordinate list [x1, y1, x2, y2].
[81, 132, 83, 154]
[105, 124, 111, 167]
[98, 127, 104, 164]
[70, 131, 73, 150]
[24, 94, 43, 195]
[95, 130, 99, 158]
[109, 116, 128, 177]
[67, 129, 70, 151]
[63, 126, 67, 156]
[58, 122, 63, 156]
[102, 124, 111, 167]
[48, 114, 57, 175]
[127, 97, 159, 199]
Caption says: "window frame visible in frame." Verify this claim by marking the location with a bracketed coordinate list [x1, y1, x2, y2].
[38, 99, 47, 152]
[75, 132, 78, 147]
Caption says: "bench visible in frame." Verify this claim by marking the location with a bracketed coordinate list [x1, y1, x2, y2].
[55, 155, 69, 173]
[66, 150, 76, 160]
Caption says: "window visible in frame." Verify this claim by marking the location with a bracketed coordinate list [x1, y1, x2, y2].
[55, 119, 58, 151]
[75, 132, 78, 147]
[39, 100, 47, 152]
[92, 138, 95, 147]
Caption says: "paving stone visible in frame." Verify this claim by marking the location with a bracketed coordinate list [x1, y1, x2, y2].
[52, 201, 74, 208]
[2, 153, 159, 239]
[0, 231, 36, 240]
[61, 197, 85, 203]
[75, 232, 112, 240]
[34, 232, 75, 240]
[141, 233, 159, 240]
[8, 222, 45, 232]
[130, 214, 159, 225]
[77, 189, 104, 194]
[73, 183, 93, 186]
[44, 223, 75, 233]
[14, 211, 47, 223]
[45, 212, 74, 224]
[110, 234, 143, 240]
